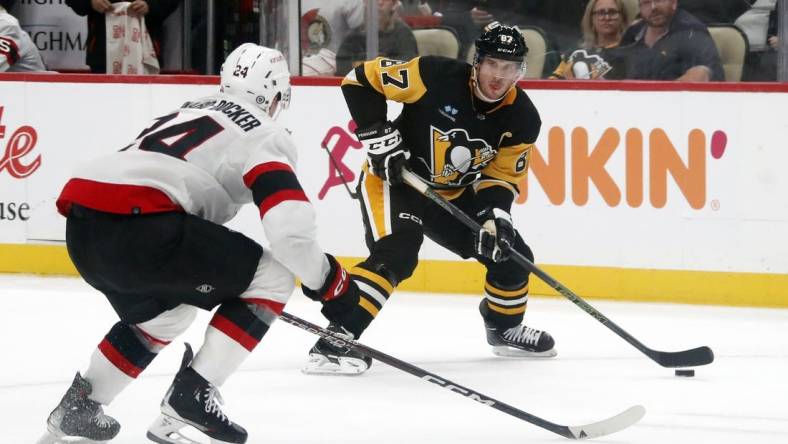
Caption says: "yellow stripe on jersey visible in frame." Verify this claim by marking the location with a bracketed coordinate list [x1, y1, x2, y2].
[341, 71, 363, 87]
[475, 179, 517, 196]
[352, 266, 395, 295]
[481, 143, 532, 187]
[359, 296, 381, 317]
[436, 187, 466, 200]
[485, 282, 529, 297]
[486, 302, 527, 315]
[361, 165, 389, 240]
[362, 57, 427, 104]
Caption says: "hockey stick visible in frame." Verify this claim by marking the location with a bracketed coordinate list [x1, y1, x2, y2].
[400, 169, 714, 369]
[279, 311, 644, 439]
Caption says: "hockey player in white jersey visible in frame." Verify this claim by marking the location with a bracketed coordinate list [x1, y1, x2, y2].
[0, 2, 45, 72]
[37, 43, 359, 444]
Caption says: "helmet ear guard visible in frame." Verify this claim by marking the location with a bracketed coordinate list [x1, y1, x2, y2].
[220, 43, 292, 119]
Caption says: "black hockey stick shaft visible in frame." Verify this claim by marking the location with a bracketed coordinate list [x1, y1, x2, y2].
[279, 311, 643, 439]
[400, 169, 714, 368]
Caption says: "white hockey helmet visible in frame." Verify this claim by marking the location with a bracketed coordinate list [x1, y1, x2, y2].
[220, 43, 292, 119]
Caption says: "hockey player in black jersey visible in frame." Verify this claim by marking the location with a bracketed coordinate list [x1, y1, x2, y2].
[303, 22, 557, 376]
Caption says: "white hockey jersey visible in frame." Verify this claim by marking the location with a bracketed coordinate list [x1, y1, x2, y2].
[0, 7, 45, 72]
[57, 93, 328, 289]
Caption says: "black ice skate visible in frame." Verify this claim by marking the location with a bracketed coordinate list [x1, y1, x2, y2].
[36, 372, 120, 444]
[484, 321, 557, 358]
[147, 344, 247, 444]
[301, 324, 372, 375]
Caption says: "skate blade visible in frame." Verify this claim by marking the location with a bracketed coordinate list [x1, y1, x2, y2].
[36, 431, 109, 444]
[37, 424, 110, 444]
[147, 413, 239, 444]
[301, 353, 369, 376]
[147, 413, 196, 444]
[491, 345, 558, 358]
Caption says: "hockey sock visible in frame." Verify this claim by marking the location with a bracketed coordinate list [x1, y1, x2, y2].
[84, 322, 161, 405]
[481, 278, 529, 329]
[192, 298, 283, 387]
[338, 266, 395, 338]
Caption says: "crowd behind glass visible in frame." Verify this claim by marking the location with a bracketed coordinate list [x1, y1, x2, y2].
[1, 0, 784, 82]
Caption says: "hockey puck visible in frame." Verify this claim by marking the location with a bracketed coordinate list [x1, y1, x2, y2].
[675, 369, 695, 377]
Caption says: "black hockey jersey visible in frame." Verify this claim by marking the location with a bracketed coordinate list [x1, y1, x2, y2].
[341, 55, 541, 210]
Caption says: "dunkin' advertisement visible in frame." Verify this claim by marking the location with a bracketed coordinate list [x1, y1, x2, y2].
[0, 76, 786, 281]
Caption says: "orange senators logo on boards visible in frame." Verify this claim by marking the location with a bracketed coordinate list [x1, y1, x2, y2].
[427, 126, 495, 186]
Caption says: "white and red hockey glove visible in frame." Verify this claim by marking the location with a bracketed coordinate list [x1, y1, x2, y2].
[302, 254, 359, 323]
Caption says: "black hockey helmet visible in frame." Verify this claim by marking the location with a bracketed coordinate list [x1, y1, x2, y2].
[474, 22, 528, 64]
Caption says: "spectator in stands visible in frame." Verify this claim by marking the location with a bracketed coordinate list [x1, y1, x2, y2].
[735, 0, 775, 50]
[735, 0, 776, 80]
[580, 0, 630, 48]
[436, 0, 530, 60]
[678, 0, 754, 24]
[745, 3, 778, 80]
[399, 0, 433, 16]
[550, 0, 631, 79]
[301, 0, 365, 76]
[335, 0, 418, 76]
[0, 0, 46, 72]
[767, 7, 778, 50]
[428, 1, 567, 74]
[536, 0, 591, 55]
[65, 0, 180, 74]
[619, 0, 723, 81]
[397, 0, 442, 29]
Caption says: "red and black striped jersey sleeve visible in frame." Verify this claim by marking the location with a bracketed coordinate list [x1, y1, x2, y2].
[0, 36, 20, 71]
[242, 161, 309, 219]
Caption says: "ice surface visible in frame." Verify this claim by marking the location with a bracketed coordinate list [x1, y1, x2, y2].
[1, 275, 786, 444]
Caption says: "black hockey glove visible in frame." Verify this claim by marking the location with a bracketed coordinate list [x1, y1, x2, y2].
[301, 254, 360, 324]
[474, 207, 515, 262]
[357, 121, 410, 186]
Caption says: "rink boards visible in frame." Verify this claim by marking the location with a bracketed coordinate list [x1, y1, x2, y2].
[0, 73, 786, 307]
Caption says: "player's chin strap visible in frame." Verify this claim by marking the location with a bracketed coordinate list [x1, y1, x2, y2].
[399, 168, 714, 369]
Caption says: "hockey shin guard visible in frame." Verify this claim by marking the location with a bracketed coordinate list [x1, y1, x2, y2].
[84, 322, 163, 405]
[192, 298, 282, 386]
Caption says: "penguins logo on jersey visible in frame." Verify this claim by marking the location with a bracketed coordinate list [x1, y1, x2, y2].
[428, 126, 495, 186]
[567, 49, 612, 79]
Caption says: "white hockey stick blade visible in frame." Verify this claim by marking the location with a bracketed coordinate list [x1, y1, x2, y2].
[566, 405, 646, 439]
